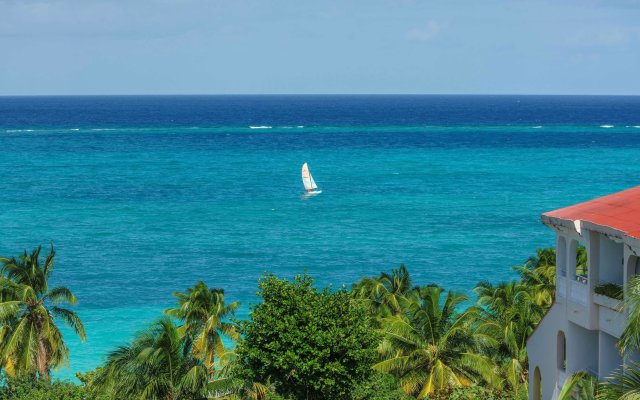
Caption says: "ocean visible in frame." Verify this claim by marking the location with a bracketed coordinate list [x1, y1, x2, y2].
[0, 95, 639, 377]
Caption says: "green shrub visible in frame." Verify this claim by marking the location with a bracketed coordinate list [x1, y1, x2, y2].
[351, 372, 413, 400]
[0, 377, 89, 400]
[236, 273, 379, 400]
[427, 385, 525, 400]
[594, 283, 623, 300]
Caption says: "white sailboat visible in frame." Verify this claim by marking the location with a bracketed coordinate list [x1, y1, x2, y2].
[301, 163, 322, 195]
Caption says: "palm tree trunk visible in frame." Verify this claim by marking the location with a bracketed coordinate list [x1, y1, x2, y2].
[37, 339, 50, 381]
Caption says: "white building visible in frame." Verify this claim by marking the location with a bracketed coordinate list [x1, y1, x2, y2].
[527, 186, 640, 400]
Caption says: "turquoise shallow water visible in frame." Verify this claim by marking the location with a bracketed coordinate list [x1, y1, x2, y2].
[0, 95, 639, 378]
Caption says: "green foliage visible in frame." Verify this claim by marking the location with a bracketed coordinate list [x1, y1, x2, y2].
[513, 247, 557, 307]
[594, 283, 624, 300]
[599, 361, 640, 399]
[374, 285, 500, 398]
[558, 371, 599, 400]
[350, 251, 560, 399]
[236, 273, 378, 400]
[351, 372, 413, 400]
[90, 281, 243, 400]
[472, 247, 561, 397]
[0, 245, 592, 400]
[427, 385, 525, 400]
[75, 369, 109, 400]
[91, 317, 209, 399]
[352, 264, 417, 319]
[576, 245, 588, 278]
[0, 376, 89, 400]
[165, 281, 239, 373]
[0, 245, 85, 380]
[620, 276, 640, 354]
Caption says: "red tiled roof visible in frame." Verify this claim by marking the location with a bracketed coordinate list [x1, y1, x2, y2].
[543, 186, 640, 239]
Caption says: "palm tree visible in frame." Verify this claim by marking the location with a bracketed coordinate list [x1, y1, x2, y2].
[598, 362, 640, 399]
[374, 285, 500, 398]
[513, 248, 557, 307]
[206, 351, 271, 400]
[165, 281, 239, 373]
[573, 245, 589, 278]
[352, 264, 417, 318]
[616, 276, 640, 398]
[0, 245, 85, 380]
[619, 275, 640, 355]
[475, 280, 537, 320]
[558, 371, 599, 400]
[474, 281, 545, 396]
[93, 317, 209, 400]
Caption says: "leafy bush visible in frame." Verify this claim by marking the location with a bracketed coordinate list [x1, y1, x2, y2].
[0, 377, 89, 400]
[76, 369, 108, 399]
[236, 273, 379, 400]
[427, 385, 526, 400]
[351, 372, 413, 400]
[594, 283, 623, 300]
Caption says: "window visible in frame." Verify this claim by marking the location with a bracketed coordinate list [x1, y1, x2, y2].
[533, 367, 542, 400]
[557, 331, 566, 371]
[576, 243, 588, 284]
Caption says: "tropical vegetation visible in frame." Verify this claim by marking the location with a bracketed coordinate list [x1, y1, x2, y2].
[0, 245, 85, 381]
[594, 282, 624, 301]
[165, 281, 240, 375]
[236, 273, 378, 400]
[4, 243, 640, 399]
[91, 317, 210, 399]
[0, 376, 90, 400]
[373, 285, 500, 397]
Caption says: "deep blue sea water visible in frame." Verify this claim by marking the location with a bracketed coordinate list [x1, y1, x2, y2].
[1, 95, 639, 378]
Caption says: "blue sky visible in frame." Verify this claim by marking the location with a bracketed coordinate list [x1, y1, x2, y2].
[1, 0, 639, 95]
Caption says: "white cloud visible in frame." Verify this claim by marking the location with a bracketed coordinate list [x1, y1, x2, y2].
[406, 20, 444, 42]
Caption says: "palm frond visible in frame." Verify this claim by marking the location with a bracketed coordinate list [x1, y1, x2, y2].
[45, 286, 78, 305]
[52, 307, 86, 341]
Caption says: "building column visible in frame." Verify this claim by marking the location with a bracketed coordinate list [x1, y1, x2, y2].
[587, 231, 600, 330]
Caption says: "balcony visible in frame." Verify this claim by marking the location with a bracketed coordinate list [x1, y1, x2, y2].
[594, 294, 625, 338]
[570, 280, 588, 305]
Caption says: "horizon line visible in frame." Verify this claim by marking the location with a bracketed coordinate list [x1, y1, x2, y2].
[2, 93, 640, 98]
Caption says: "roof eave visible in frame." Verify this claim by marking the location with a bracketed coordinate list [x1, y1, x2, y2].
[541, 213, 580, 234]
[542, 213, 640, 252]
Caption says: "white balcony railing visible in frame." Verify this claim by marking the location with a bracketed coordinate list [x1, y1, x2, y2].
[594, 293, 625, 338]
[570, 280, 588, 305]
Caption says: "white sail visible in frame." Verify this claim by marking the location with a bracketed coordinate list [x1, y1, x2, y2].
[309, 175, 318, 189]
[301, 163, 318, 191]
